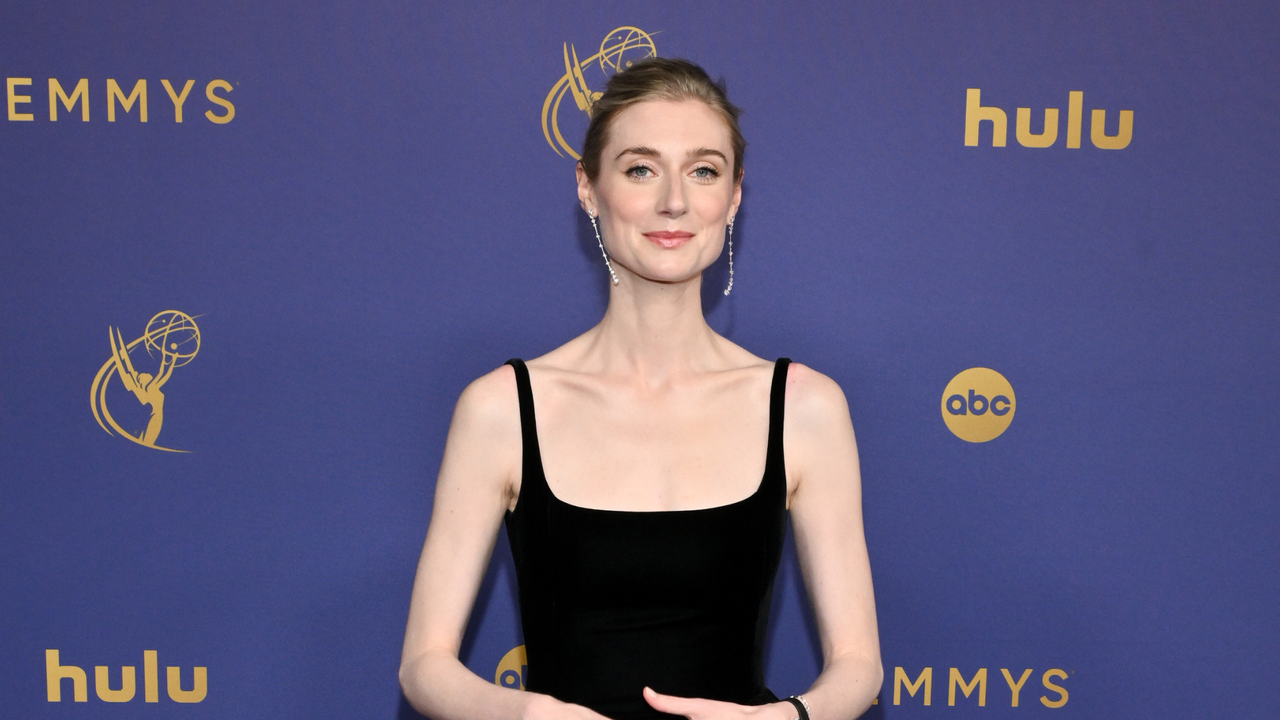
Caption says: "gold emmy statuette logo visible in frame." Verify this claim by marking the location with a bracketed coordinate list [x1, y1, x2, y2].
[494, 645, 527, 690]
[541, 26, 657, 159]
[941, 368, 1015, 443]
[90, 310, 201, 452]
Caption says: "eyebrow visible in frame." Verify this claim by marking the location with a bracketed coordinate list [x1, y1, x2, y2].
[687, 147, 729, 163]
[614, 146, 729, 163]
[615, 146, 660, 160]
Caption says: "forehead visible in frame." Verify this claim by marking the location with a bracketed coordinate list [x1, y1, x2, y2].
[604, 99, 732, 157]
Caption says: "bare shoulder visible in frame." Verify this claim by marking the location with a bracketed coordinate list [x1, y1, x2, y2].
[784, 362, 853, 432]
[783, 363, 861, 501]
[448, 364, 521, 446]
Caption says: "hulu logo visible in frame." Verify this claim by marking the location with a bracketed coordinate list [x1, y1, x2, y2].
[965, 88, 1132, 149]
[46, 649, 206, 704]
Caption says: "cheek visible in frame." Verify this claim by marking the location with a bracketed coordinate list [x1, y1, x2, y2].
[596, 179, 647, 218]
[603, 196, 653, 232]
[692, 188, 734, 220]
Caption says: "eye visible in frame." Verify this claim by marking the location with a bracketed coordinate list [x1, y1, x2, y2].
[691, 165, 721, 181]
[625, 164, 655, 179]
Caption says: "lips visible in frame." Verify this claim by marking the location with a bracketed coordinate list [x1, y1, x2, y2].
[643, 231, 695, 249]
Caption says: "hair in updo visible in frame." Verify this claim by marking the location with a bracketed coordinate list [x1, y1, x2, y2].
[579, 57, 745, 184]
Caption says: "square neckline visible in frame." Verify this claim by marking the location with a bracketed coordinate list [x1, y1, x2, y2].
[506, 359, 788, 516]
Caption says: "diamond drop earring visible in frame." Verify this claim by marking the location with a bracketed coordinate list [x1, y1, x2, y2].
[589, 211, 620, 286]
[723, 216, 735, 296]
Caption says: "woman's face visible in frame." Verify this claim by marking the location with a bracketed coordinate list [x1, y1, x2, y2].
[577, 99, 741, 289]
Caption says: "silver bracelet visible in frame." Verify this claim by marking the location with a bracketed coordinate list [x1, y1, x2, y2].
[784, 694, 811, 720]
[797, 694, 812, 720]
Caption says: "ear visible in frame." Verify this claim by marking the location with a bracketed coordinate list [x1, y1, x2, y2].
[730, 169, 744, 219]
[576, 162, 596, 215]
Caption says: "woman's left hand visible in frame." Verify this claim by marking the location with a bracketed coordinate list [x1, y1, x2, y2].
[642, 687, 794, 720]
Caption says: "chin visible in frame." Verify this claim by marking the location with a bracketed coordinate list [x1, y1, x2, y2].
[639, 270, 706, 287]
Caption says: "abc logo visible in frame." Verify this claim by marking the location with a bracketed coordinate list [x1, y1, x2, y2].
[494, 645, 526, 690]
[941, 368, 1016, 442]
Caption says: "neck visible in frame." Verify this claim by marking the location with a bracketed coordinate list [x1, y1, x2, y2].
[586, 273, 719, 382]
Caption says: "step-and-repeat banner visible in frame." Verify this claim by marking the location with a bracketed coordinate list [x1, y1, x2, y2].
[3, 2, 1276, 718]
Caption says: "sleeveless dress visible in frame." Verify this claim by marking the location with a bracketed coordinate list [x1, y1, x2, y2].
[504, 358, 791, 720]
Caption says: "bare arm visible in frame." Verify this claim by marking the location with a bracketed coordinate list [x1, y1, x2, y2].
[110, 328, 143, 396]
[784, 363, 883, 718]
[153, 345, 177, 389]
[399, 366, 609, 720]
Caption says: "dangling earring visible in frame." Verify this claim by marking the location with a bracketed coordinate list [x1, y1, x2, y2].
[589, 210, 620, 286]
[723, 216, 735, 296]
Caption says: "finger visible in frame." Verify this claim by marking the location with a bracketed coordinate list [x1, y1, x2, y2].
[642, 687, 702, 718]
[642, 687, 685, 713]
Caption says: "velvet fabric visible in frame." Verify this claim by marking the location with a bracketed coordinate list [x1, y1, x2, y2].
[504, 359, 792, 720]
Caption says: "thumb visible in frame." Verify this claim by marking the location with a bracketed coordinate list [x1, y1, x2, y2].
[643, 687, 696, 717]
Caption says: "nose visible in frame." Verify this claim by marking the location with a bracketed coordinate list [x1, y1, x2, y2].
[657, 175, 687, 218]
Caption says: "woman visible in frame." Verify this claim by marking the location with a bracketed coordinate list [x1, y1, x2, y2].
[400, 58, 881, 720]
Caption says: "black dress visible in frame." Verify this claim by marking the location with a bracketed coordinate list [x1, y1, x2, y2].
[504, 358, 791, 720]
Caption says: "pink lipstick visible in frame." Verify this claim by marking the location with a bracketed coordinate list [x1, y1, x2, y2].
[644, 231, 694, 249]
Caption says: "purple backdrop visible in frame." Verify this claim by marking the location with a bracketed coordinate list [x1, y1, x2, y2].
[2, 2, 1276, 718]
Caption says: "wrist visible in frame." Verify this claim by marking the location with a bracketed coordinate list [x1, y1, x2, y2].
[770, 700, 800, 720]
[519, 692, 560, 720]
[781, 695, 812, 720]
